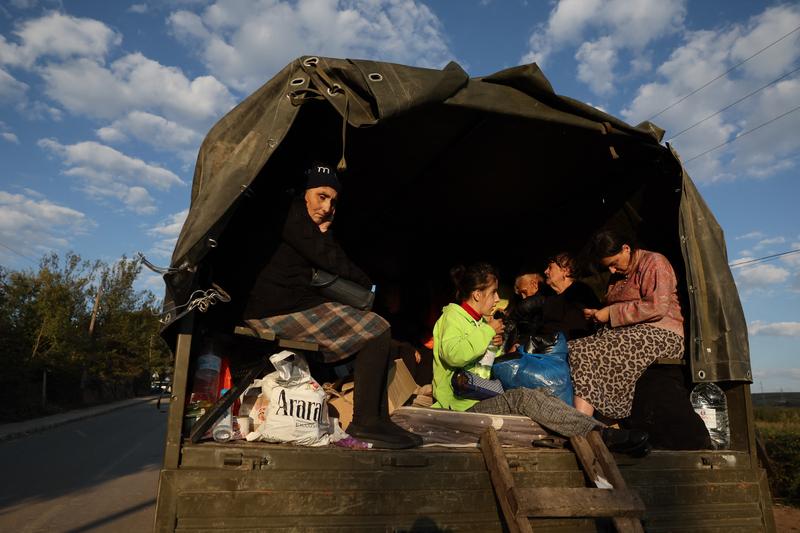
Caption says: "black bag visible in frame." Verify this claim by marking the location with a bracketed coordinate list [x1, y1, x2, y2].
[310, 269, 375, 311]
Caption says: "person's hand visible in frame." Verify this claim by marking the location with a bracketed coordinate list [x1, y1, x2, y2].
[318, 219, 333, 233]
[585, 307, 610, 324]
[593, 307, 610, 324]
[414, 350, 422, 364]
[487, 315, 505, 335]
[491, 334, 503, 347]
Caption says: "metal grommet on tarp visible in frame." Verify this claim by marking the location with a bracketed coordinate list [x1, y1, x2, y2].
[303, 57, 319, 67]
[207, 238, 218, 248]
[697, 370, 706, 380]
[290, 77, 306, 86]
[239, 185, 254, 198]
[368, 72, 383, 82]
[327, 84, 342, 96]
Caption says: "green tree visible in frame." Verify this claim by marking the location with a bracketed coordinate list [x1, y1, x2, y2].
[0, 252, 170, 420]
[88, 256, 170, 398]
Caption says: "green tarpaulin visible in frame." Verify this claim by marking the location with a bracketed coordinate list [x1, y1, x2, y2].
[165, 56, 751, 384]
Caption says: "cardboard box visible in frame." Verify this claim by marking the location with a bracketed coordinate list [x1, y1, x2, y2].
[387, 358, 418, 413]
[327, 359, 418, 430]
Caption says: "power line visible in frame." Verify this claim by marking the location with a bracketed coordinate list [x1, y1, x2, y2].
[730, 248, 800, 268]
[0, 241, 39, 265]
[668, 64, 800, 142]
[647, 24, 800, 121]
[683, 103, 800, 164]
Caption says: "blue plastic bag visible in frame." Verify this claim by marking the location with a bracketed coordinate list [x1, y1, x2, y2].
[491, 332, 574, 406]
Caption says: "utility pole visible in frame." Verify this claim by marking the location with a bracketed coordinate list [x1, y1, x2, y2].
[84, 275, 103, 402]
[88, 281, 103, 337]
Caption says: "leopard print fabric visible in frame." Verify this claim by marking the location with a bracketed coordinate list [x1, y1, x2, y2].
[568, 323, 684, 419]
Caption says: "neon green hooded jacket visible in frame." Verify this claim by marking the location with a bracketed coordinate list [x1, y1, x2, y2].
[431, 303, 496, 411]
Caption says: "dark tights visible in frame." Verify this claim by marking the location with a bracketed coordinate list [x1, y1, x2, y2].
[352, 329, 392, 424]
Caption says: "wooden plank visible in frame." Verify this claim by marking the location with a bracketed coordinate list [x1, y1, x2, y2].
[234, 324, 273, 340]
[517, 488, 644, 518]
[756, 467, 777, 533]
[163, 316, 193, 470]
[617, 449, 752, 470]
[480, 427, 534, 533]
[278, 337, 319, 351]
[169, 469, 493, 492]
[180, 443, 491, 471]
[585, 431, 645, 533]
[652, 357, 685, 365]
[176, 489, 498, 518]
[632, 481, 762, 507]
[568, 435, 610, 488]
[176, 512, 504, 533]
[153, 470, 178, 533]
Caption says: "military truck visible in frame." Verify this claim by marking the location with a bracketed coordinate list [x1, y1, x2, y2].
[153, 56, 775, 532]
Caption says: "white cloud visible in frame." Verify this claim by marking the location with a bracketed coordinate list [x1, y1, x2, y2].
[622, 4, 800, 183]
[138, 272, 166, 293]
[147, 208, 188, 258]
[754, 236, 786, 250]
[575, 36, 617, 95]
[128, 3, 149, 14]
[2, 132, 19, 144]
[20, 100, 64, 121]
[749, 321, 800, 337]
[780, 243, 800, 269]
[0, 189, 93, 262]
[521, 0, 686, 94]
[734, 262, 790, 291]
[0, 12, 121, 69]
[38, 138, 185, 214]
[96, 110, 203, 160]
[168, 0, 454, 92]
[41, 53, 235, 125]
[736, 231, 765, 240]
[0, 68, 28, 102]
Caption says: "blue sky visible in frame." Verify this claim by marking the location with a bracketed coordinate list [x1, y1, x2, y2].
[0, 0, 798, 391]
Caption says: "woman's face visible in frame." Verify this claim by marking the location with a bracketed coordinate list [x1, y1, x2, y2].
[304, 186, 338, 226]
[600, 244, 632, 275]
[544, 261, 569, 287]
[472, 278, 500, 317]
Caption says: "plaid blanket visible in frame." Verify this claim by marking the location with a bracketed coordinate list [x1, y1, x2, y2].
[246, 302, 390, 362]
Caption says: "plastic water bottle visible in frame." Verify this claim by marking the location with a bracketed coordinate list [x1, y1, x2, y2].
[212, 388, 233, 443]
[189, 353, 222, 408]
[475, 342, 500, 378]
[690, 382, 730, 449]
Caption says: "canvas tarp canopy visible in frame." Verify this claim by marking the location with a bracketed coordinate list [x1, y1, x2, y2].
[164, 56, 751, 384]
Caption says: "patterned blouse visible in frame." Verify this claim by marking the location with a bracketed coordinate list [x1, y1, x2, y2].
[606, 249, 684, 337]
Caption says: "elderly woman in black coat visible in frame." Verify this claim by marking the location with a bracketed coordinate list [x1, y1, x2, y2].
[242, 162, 420, 449]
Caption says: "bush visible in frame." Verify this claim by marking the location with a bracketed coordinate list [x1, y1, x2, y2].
[755, 407, 800, 504]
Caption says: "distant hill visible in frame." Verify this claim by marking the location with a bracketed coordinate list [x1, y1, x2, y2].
[751, 392, 800, 407]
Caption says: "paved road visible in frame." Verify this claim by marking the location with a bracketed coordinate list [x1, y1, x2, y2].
[0, 398, 169, 532]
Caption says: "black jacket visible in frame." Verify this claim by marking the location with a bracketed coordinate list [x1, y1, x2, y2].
[541, 281, 600, 339]
[243, 199, 371, 318]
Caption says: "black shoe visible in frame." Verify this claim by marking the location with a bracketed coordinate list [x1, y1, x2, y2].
[347, 421, 418, 449]
[627, 441, 652, 458]
[601, 427, 649, 455]
[378, 419, 424, 447]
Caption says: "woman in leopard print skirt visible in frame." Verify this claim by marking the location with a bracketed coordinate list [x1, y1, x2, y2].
[568, 231, 685, 420]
